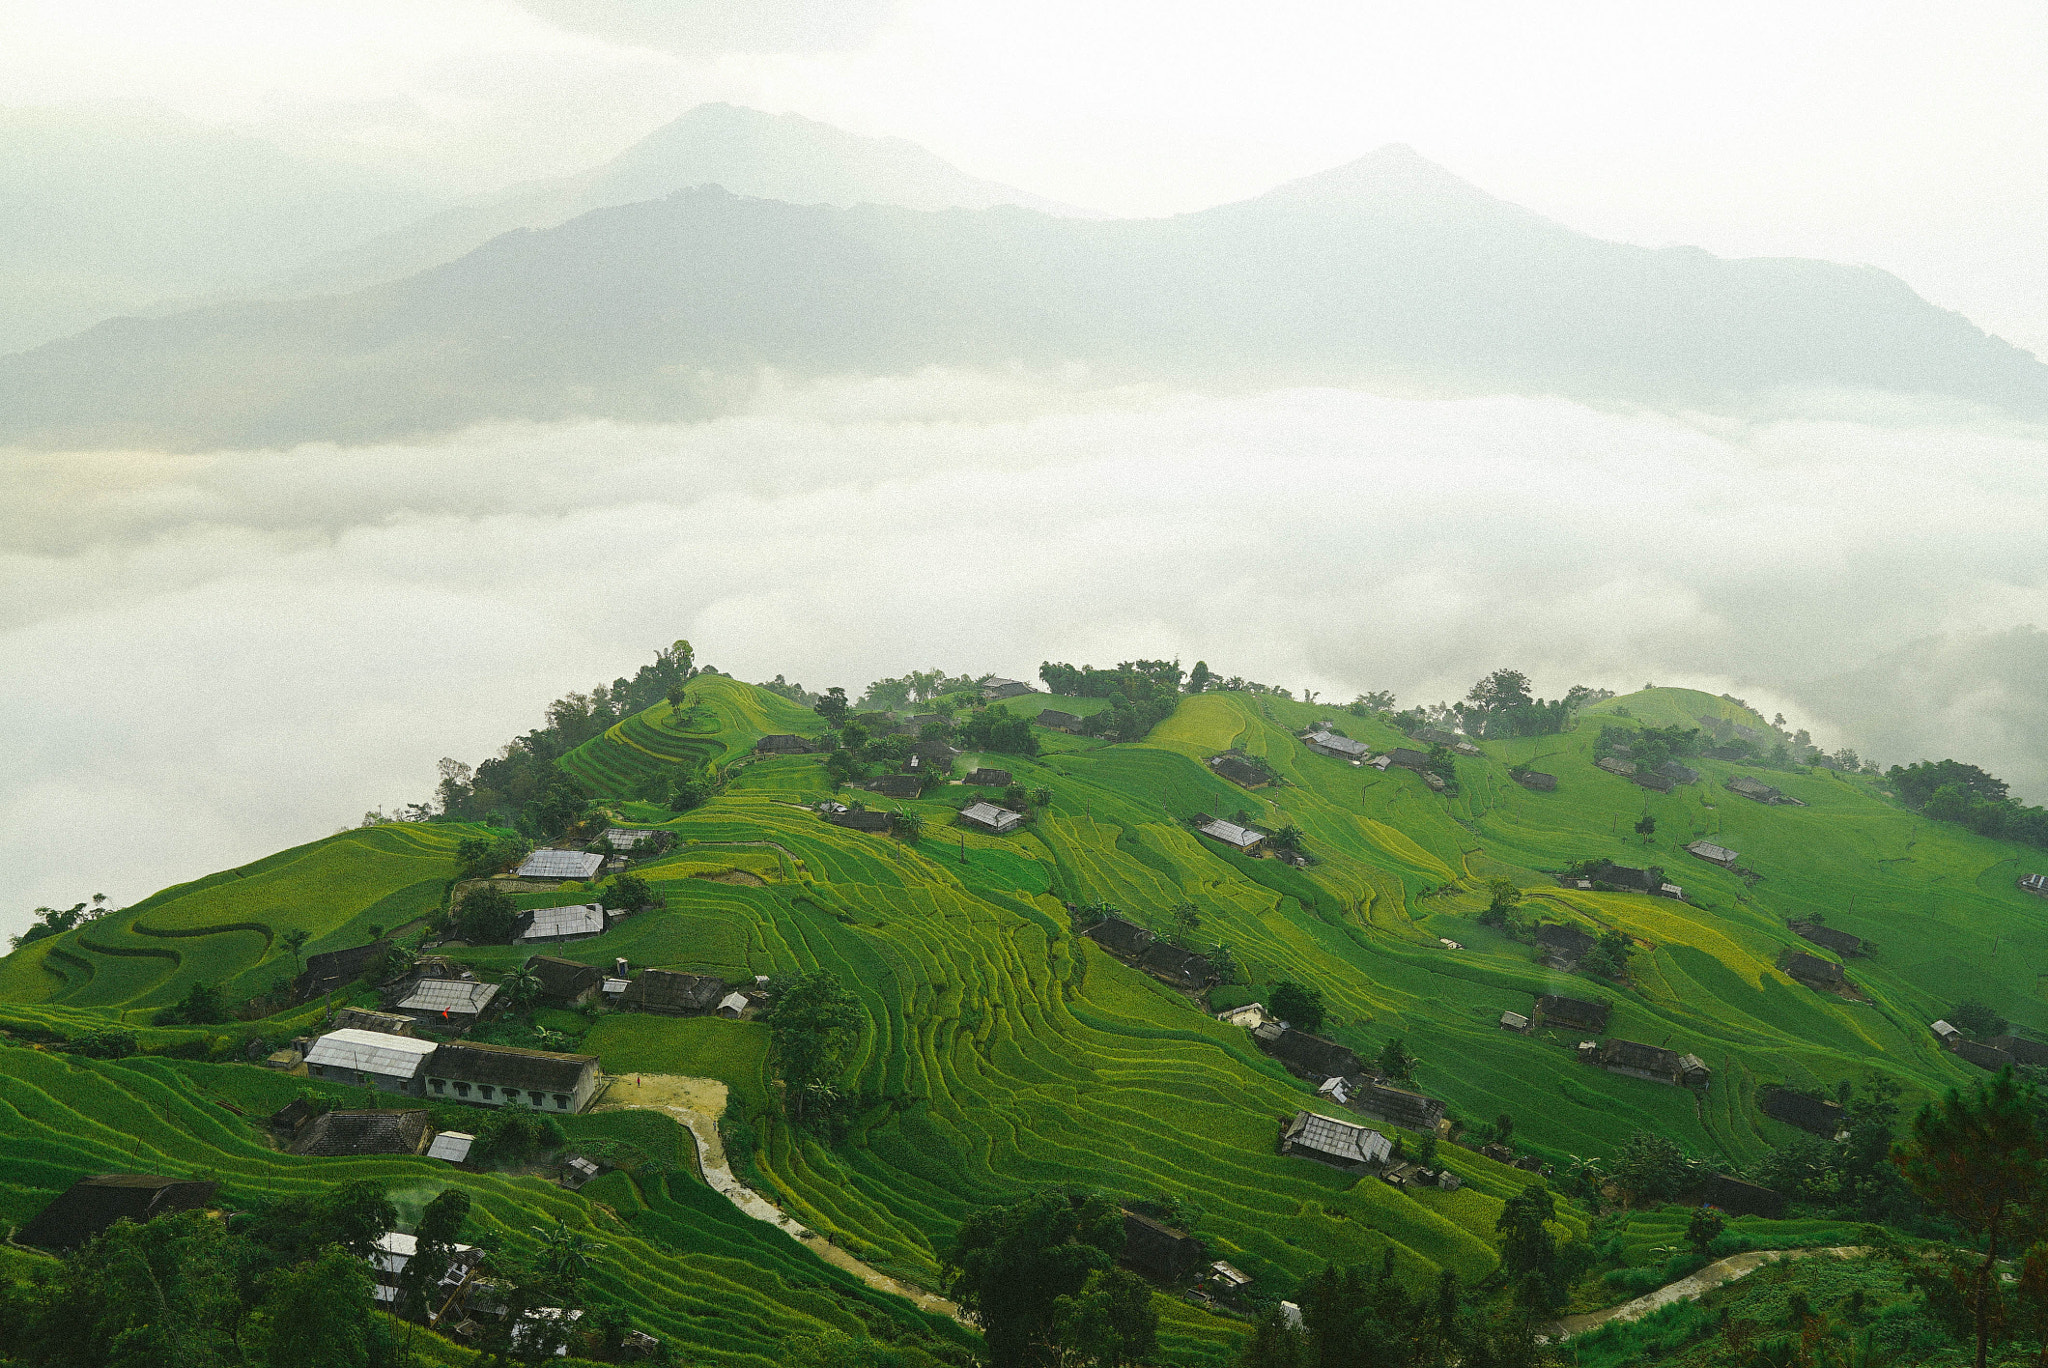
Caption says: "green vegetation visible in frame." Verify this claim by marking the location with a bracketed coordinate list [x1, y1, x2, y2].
[13, 666, 2048, 1364]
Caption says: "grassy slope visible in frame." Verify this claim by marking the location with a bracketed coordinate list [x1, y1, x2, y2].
[6, 678, 2045, 1364]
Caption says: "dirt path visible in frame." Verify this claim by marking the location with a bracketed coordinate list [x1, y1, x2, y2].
[594, 1074, 965, 1323]
[1548, 1246, 1869, 1340]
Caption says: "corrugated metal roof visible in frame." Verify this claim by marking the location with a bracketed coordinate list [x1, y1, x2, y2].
[601, 977, 629, 994]
[514, 848, 604, 880]
[602, 829, 654, 849]
[518, 903, 606, 941]
[1288, 1111, 1390, 1165]
[427, 1132, 475, 1163]
[1199, 819, 1264, 848]
[718, 992, 750, 1013]
[396, 979, 500, 1015]
[1306, 730, 1371, 758]
[961, 801, 1021, 830]
[306, 1028, 438, 1078]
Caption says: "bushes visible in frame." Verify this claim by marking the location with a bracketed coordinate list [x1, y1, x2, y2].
[471, 1107, 569, 1167]
[453, 883, 520, 944]
[153, 981, 228, 1026]
[71, 1028, 137, 1058]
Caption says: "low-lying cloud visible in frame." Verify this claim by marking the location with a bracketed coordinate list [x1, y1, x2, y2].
[6, 374, 2048, 937]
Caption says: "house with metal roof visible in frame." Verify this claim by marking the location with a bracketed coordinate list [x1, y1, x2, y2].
[514, 903, 607, 945]
[620, 968, 725, 1016]
[1930, 1018, 1962, 1045]
[16, 1174, 220, 1250]
[1759, 1085, 1846, 1137]
[305, 1028, 439, 1094]
[717, 992, 752, 1018]
[601, 828, 657, 851]
[425, 1041, 601, 1114]
[294, 1109, 434, 1157]
[1197, 818, 1266, 855]
[1218, 1001, 1273, 1029]
[1282, 1111, 1392, 1172]
[1596, 756, 1638, 778]
[391, 978, 500, 1026]
[1500, 1010, 1530, 1032]
[1685, 840, 1740, 868]
[426, 1131, 475, 1163]
[367, 1230, 482, 1312]
[1304, 729, 1371, 762]
[2022, 873, 2048, 897]
[960, 801, 1024, 834]
[1534, 994, 1612, 1033]
[525, 954, 603, 1006]
[1348, 1080, 1446, 1133]
[514, 848, 605, 881]
[980, 677, 1034, 700]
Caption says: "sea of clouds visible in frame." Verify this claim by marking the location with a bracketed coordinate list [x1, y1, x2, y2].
[6, 373, 2048, 937]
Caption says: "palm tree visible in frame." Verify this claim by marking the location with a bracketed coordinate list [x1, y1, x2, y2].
[530, 1217, 607, 1287]
[281, 928, 311, 977]
[501, 965, 544, 1011]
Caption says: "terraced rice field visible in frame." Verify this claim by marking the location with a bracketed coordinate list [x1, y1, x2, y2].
[8, 678, 2047, 1365]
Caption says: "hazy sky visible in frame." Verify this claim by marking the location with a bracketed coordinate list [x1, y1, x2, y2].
[4, 0, 2048, 352]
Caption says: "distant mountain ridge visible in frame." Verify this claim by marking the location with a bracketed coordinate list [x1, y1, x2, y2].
[266, 102, 1100, 299]
[6, 142, 2045, 449]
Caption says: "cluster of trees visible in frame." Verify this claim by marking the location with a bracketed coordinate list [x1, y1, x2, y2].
[1455, 670, 1606, 739]
[1887, 757, 2048, 848]
[1038, 660, 1185, 744]
[451, 883, 521, 944]
[10, 893, 111, 948]
[455, 833, 532, 880]
[944, 1191, 1157, 1368]
[767, 970, 865, 1126]
[955, 709, 1038, 756]
[859, 670, 979, 711]
[1270, 980, 1324, 1033]
[428, 641, 698, 833]
[1742, 1074, 1917, 1223]
[155, 980, 231, 1026]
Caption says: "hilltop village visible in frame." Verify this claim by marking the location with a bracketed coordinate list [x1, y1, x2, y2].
[6, 651, 2048, 1367]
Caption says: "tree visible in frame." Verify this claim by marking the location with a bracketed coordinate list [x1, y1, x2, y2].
[1893, 1068, 2048, 1368]
[156, 979, 228, 1025]
[1495, 1113, 1515, 1144]
[815, 686, 851, 728]
[767, 970, 865, 1123]
[1685, 1206, 1725, 1256]
[400, 1187, 472, 1322]
[607, 871, 656, 913]
[1948, 999, 2008, 1040]
[251, 1245, 401, 1368]
[1004, 783, 1030, 811]
[281, 927, 312, 977]
[502, 963, 544, 1010]
[1049, 1267, 1158, 1367]
[1233, 1305, 1311, 1368]
[889, 810, 924, 840]
[1270, 980, 1325, 1033]
[1171, 903, 1202, 938]
[1494, 1182, 1569, 1318]
[669, 774, 710, 811]
[1270, 824, 1304, 854]
[1376, 1036, 1415, 1085]
[1482, 878, 1522, 927]
[1634, 812, 1656, 841]
[1611, 1130, 1697, 1206]
[454, 883, 521, 944]
[1032, 786, 1053, 808]
[532, 1215, 608, 1288]
[944, 1189, 1125, 1368]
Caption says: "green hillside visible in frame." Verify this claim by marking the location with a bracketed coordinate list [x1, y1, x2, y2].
[6, 674, 2046, 1364]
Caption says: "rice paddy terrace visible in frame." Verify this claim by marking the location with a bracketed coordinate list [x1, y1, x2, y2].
[4, 675, 2045, 1364]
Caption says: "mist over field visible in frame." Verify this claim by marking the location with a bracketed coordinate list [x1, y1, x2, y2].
[6, 375, 2047, 935]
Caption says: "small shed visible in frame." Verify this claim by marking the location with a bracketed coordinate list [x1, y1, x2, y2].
[1217, 1002, 1272, 1029]
[269, 1097, 313, 1137]
[1197, 818, 1266, 855]
[2022, 873, 2048, 897]
[1282, 1111, 1392, 1171]
[1930, 1019, 1962, 1045]
[716, 992, 751, 1018]
[1685, 840, 1739, 868]
[427, 1131, 476, 1163]
[620, 969, 725, 1016]
[959, 801, 1024, 834]
[561, 1155, 604, 1189]
[293, 1109, 433, 1157]
[525, 954, 603, 1007]
[16, 1174, 221, 1250]
[514, 903, 608, 945]
[513, 849, 605, 882]
[1499, 1010, 1530, 1033]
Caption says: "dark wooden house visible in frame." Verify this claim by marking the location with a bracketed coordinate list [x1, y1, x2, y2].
[293, 1109, 434, 1157]
[1208, 755, 1268, 788]
[1120, 1210, 1205, 1283]
[16, 1174, 220, 1250]
[964, 767, 1013, 787]
[294, 939, 389, 1001]
[1139, 944, 1216, 991]
[1534, 994, 1612, 1033]
[1702, 1173, 1786, 1219]
[1791, 921, 1868, 958]
[754, 734, 818, 755]
[1083, 915, 1156, 960]
[1988, 1035, 2048, 1067]
[1255, 1023, 1362, 1080]
[1779, 950, 1848, 993]
[824, 810, 892, 833]
[866, 773, 923, 799]
[1348, 1080, 1446, 1133]
[525, 954, 602, 1007]
[619, 969, 725, 1016]
[1758, 1085, 1845, 1137]
[1535, 923, 1594, 968]
[1037, 709, 1085, 732]
[1513, 770, 1557, 792]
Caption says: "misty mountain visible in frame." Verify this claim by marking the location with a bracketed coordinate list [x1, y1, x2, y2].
[7, 144, 2046, 449]
[0, 104, 450, 355]
[267, 102, 1098, 299]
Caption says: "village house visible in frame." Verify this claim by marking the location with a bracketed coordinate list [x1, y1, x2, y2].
[16, 1174, 221, 1250]
[1659, 761, 1703, 786]
[2022, 873, 2048, 898]
[1930, 1018, 1962, 1047]
[1083, 915, 1157, 960]
[368, 1230, 482, 1316]
[294, 939, 391, 1001]
[1120, 1210, 1206, 1283]
[514, 848, 605, 882]
[825, 809, 893, 833]
[1779, 950, 1849, 993]
[1513, 770, 1558, 792]
[562, 1155, 604, 1189]
[754, 733, 818, 756]
[427, 1131, 475, 1163]
[960, 801, 1025, 834]
[964, 767, 1013, 787]
[1384, 748, 1431, 773]
[1218, 1002, 1273, 1029]
[305, 1028, 438, 1095]
[1759, 1084, 1846, 1138]
[330, 1007, 416, 1036]
[620, 968, 725, 1016]
[1988, 1035, 2048, 1068]
[1535, 923, 1595, 970]
[1595, 756, 1638, 778]
[1685, 840, 1740, 869]
[513, 903, 607, 946]
[980, 677, 1034, 701]
[1633, 771, 1676, 794]
[1304, 729, 1372, 762]
[1037, 709, 1085, 732]
[1534, 994, 1612, 1033]
[1208, 754, 1269, 788]
[1196, 817, 1267, 855]
[1281, 1111, 1393, 1172]
[1415, 727, 1460, 748]
[867, 773, 923, 799]
[1790, 921, 1867, 957]
[1702, 1173, 1787, 1219]
[1582, 1039, 1712, 1089]
[1348, 1079, 1447, 1133]
[294, 1109, 435, 1157]
[1499, 1010, 1531, 1033]
[1139, 943, 1216, 991]
[601, 828, 657, 853]
[268, 1098, 313, 1140]
[524, 954, 603, 1007]
[390, 977, 501, 1027]
[1452, 740, 1481, 756]
[1254, 1022, 1363, 1080]
[1728, 775, 1805, 806]
[1953, 1039, 2014, 1072]
[716, 992, 752, 1018]
[425, 1041, 602, 1114]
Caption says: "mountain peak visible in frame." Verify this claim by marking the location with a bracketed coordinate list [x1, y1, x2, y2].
[1254, 143, 1507, 213]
